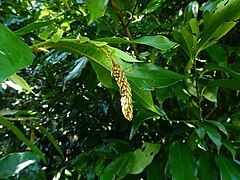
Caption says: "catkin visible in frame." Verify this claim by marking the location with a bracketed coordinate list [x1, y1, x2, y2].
[112, 64, 133, 121]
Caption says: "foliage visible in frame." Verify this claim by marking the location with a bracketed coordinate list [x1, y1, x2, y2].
[0, 0, 240, 179]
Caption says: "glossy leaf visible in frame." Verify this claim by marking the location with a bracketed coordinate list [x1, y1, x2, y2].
[215, 155, 240, 180]
[169, 141, 196, 180]
[204, 125, 221, 152]
[9, 74, 35, 94]
[0, 24, 34, 83]
[143, 0, 164, 14]
[206, 120, 228, 136]
[87, 0, 109, 25]
[64, 56, 89, 84]
[222, 138, 236, 160]
[198, 151, 217, 180]
[131, 35, 177, 50]
[197, 0, 240, 54]
[129, 109, 158, 140]
[202, 64, 240, 80]
[202, 85, 218, 103]
[0, 116, 45, 160]
[0, 152, 41, 178]
[125, 63, 185, 90]
[129, 142, 161, 174]
[100, 152, 134, 180]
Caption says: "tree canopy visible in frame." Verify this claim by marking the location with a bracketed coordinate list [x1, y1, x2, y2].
[0, 0, 240, 179]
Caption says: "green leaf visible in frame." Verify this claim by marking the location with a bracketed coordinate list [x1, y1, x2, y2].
[87, 0, 109, 25]
[29, 119, 64, 159]
[125, 63, 185, 90]
[215, 155, 240, 180]
[146, 159, 164, 180]
[222, 139, 236, 160]
[143, 0, 164, 14]
[202, 85, 218, 103]
[202, 64, 240, 80]
[197, 0, 240, 54]
[169, 141, 196, 180]
[129, 142, 161, 174]
[206, 120, 228, 136]
[96, 37, 130, 44]
[100, 152, 134, 180]
[206, 44, 228, 66]
[0, 152, 41, 178]
[155, 87, 171, 105]
[204, 125, 222, 153]
[183, 1, 199, 23]
[198, 151, 217, 180]
[0, 24, 34, 83]
[131, 35, 177, 50]
[0, 116, 45, 160]
[64, 56, 89, 84]
[8, 74, 35, 94]
[14, 20, 55, 36]
[52, 29, 64, 42]
[129, 109, 158, 140]
[207, 79, 240, 90]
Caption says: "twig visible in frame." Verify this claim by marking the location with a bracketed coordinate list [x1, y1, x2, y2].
[109, 0, 139, 59]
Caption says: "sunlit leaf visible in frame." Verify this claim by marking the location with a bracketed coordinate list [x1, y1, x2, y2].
[0, 24, 34, 83]
[0, 152, 41, 178]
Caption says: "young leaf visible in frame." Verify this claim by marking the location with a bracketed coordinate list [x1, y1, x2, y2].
[0, 24, 34, 83]
[198, 151, 217, 180]
[129, 142, 161, 174]
[204, 125, 222, 153]
[8, 74, 35, 94]
[169, 141, 196, 180]
[0, 152, 41, 178]
[87, 0, 109, 25]
[215, 155, 240, 180]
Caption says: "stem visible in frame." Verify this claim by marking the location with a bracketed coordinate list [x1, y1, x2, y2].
[193, 57, 203, 121]
[109, 0, 139, 59]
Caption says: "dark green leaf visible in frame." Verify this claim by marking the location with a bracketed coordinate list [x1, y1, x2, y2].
[129, 109, 158, 140]
[198, 151, 217, 180]
[131, 35, 177, 50]
[146, 159, 164, 180]
[169, 141, 196, 180]
[87, 0, 109, 25]
[0, 152, 41, 178]
[197, 0, 240, 53]
[222, 139, 236, 160]
[0, 24, 34, 83]
[206, 44, 228, 66]
[125, 63, 185, 90]
[155, 87, 171, 105]
[204, 125, 222, 152]
[129, 142, 161, 174]
[143, 0, 164, 14]
[215, 155, 240, 180]
[0, 117, 45, 160]
[206, 120, 228, 136]
[202, 85, 218, 103]
[208, 79, 240, 90]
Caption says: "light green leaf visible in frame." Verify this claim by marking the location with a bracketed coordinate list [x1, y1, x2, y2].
[169, 141, 196, 180]
[0, 152, 41, 178]
[87, 0, 109, 25]
[204, 125, 222, 153]
[0, 24, 34, 83]
[129, 109, 158, 140]
[131, 35, 177, 50]
[125, 63, 185, 90]
[8, 74, 35, 94]
[52, 29, 64, 42]
[143, 0, 164, 14]
[198, 151, 217, 180]
[197, 0, 240, 54]
[129, 142, 161, 174]
[0, 116, 45, 160]
[215, 155, 240, 180]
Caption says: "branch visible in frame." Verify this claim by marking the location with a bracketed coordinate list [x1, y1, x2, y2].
[109, 0, 139, 59]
